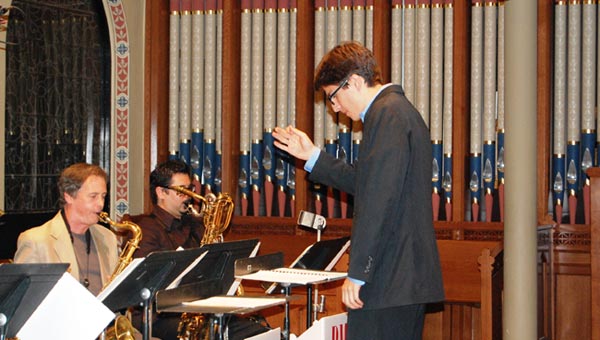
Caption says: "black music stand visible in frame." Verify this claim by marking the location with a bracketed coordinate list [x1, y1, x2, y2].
[98, 246, 211, 340]
[0, 263, 69, 340]
[175, 238, 261, 295]
[155, 239, 262, 340]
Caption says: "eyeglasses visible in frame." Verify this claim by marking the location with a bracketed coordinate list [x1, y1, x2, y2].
[327, 78, 349, 104]
[163, 184, 195, 197]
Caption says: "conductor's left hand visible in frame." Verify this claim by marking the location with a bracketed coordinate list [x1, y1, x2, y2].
[342, 278, 364, 310]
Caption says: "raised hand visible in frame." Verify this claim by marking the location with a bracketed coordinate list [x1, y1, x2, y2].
[273, 126, 319, 161]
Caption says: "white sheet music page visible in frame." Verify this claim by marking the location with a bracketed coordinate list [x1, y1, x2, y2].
[237, 268, 347, 285]
[183, 296, 285, 308]
[17, 273, 115, 340]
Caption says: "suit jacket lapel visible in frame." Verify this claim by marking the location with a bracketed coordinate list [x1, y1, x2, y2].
[48, 212, 80, 279]
[90, 225, 112, 285]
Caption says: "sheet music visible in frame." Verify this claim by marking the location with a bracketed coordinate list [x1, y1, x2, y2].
[183, 296, 286, 308]
[266, 238, 350, 294]
[237, 268, 347, 285]
[17, 273, 115, 340]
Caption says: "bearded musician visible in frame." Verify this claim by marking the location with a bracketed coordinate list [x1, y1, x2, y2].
[130, 160, 204, 340]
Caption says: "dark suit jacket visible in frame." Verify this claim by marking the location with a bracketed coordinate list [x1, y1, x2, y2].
[310, 85, 445, 309]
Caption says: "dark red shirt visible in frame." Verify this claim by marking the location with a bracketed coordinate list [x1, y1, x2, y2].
[133, 205, 204, 258]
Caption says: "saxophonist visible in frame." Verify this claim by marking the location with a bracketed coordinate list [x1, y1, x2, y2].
[13, 163, 120, 296]
[132, 160, 205, 340]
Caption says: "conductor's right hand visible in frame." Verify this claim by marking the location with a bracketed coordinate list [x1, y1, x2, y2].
[273, 126, 319, 161]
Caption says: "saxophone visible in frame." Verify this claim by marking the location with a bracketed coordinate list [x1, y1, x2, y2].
[98, 212, 143, 284]
[98, 212, 143, 340]
[167, 186, 235, 340]
[168, 185, 234, 245]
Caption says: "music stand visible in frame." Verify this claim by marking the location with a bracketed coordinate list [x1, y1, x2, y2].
[155, 239, 263, 340]
[235, 251, 348, 340]
[176, 238, 261, 295]
[0, 263, 68, 340]
[265, 236, 350, 328]
[98, 246, 210, 340]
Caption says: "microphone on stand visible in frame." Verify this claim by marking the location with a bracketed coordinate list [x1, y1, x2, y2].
[297, 210, 326, 241]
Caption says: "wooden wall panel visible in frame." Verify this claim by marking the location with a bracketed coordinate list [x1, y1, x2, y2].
[555, 275, 591, 340]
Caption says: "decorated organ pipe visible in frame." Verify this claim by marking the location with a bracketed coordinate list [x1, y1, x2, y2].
[313, 0, 326, 216]
[597, 0, 600, 223]
[203, 0, 218, 194]
[442, 0, 454, 221]
[403, 0, 416, 103]
[239, 0, 252, 216]
[365, 0, 373, 50]
[496, 0, 505, 222]
[598, 0, 600, 177]
[168, 0, 180, 159]
[566, 0, 581, 225]
[352, 0, 365, 164]
[276, 0, 290, 217]
[430, 0, 443, 221]
[288, 0, 298, 217]
[353, 0, 366, 45]
[179, 0, 192, 165]
[250, 0, 264, 215]
[191, 0, 205, 189]
[324, 1, 338, 219]
[215, 0, 223, 194]
[391, 0, 403, 85]
[263, 0, 277, 216]
[469, 0, 483, 221]
[580, 0, 596, 225]
[553, 0, 567, 224]
[469, 0, 483, 222]
[482, 0, 497, 222]
[415, 0, 431, 128]
[337, 0, 352, 219]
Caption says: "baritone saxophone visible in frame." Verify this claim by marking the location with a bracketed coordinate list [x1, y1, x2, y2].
[167, 186, 236, 340]
[167, 185, 234, 245]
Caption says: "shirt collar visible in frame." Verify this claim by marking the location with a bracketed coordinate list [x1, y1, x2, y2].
[152, 205, 181, 232]
[359, 83, 393, 122]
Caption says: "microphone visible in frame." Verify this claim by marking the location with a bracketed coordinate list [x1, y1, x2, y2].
[297, 210, 326, 231]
